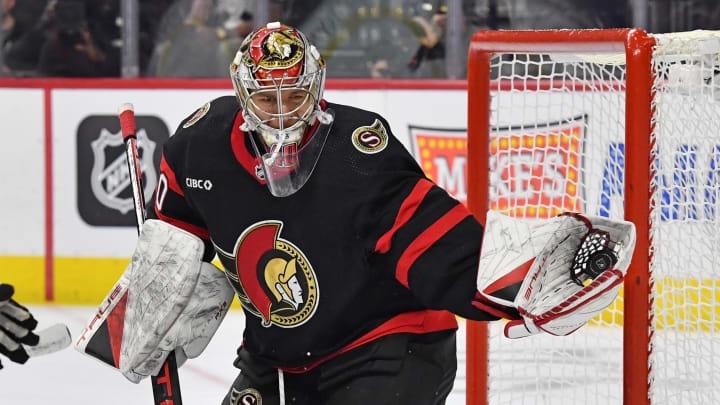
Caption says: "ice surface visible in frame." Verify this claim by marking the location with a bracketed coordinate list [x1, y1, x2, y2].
[3, 306, 467, 405]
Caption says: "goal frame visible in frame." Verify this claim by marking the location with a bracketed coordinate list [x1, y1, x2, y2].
[466, 29, 655, 405]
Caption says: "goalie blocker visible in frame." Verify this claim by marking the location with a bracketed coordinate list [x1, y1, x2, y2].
[476, 211, 636, 339]
[75, 220, 235, 382]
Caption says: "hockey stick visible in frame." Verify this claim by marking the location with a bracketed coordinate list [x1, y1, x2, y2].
[118, 103, 183, 405]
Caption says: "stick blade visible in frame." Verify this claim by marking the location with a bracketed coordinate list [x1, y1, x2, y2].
[25, 323, 72, 357]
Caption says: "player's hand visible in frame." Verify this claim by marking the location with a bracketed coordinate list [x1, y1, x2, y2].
[0, 284, 40, 369]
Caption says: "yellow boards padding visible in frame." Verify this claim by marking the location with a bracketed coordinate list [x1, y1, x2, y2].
[1, 255, 241, 309]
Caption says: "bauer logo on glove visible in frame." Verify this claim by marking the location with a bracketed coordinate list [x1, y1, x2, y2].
[476, 211, 636, 339]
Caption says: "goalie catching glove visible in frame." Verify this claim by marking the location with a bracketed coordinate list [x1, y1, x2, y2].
[75, 220, 235, 383]
[476, 211, 636, 338]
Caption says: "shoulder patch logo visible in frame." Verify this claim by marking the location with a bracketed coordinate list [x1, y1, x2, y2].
[351, 119, 388, 154]
[230, 387, 262, 405]
[182, 102, 211, 128]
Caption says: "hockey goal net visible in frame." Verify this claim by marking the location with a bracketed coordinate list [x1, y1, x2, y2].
[466, 29, 720, 405]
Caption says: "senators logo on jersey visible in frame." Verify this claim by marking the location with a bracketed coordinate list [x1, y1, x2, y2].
[216, 221, 318, 328]
[352, 119, 388, 154]
[230, 388, 262, 405]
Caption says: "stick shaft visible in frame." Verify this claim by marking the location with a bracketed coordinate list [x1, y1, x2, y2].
[118, 104, 183, 405]
[124, 138, 146, 232]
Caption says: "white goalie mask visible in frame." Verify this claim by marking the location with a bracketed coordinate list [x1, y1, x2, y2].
[230, 22, 334, 197]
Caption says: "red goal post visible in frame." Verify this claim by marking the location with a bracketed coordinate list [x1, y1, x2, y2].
[466, 28, 720, 405]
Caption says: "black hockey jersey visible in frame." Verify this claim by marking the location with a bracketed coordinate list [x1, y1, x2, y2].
[148, 96, 511, 370]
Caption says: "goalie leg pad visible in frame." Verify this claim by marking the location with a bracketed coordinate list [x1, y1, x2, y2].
[126, 261, 235, 381]
[74, 219, 235, 383]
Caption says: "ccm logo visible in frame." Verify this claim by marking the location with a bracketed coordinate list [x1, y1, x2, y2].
[186, 178, 213, 190]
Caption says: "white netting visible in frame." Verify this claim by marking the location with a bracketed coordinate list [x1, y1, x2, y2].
[482, 30, 720, 405]
[487, 51, 626, 405]
[648, 31, 720, 405]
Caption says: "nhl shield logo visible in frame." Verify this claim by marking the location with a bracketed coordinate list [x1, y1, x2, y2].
[77, 115, 169, 226]
[90, 128, 157, 214]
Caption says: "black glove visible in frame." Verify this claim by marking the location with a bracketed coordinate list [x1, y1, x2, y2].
[0, 284, 40, 369]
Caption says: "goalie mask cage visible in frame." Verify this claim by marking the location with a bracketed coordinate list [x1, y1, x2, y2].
[466, 29, 720, 405]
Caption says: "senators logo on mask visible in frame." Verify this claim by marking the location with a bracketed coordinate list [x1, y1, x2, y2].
[216, 221, 318, 328]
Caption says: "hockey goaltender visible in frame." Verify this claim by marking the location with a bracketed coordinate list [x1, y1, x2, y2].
[74, 22, 636, 405]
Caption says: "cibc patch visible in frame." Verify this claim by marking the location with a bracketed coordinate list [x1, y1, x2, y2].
[351, 119, 388, 154]
[182, 102, 211, 128]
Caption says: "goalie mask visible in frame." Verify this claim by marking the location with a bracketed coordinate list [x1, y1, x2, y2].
[230, 22, 334, 197]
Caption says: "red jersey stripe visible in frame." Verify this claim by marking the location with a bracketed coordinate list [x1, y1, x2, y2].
[375, 179, 434, 254]
[155, 211, 211, 240]
[395, 204, 471, 288]
[471, 297, 515, 319]
[278, 309, 457, 373]
[160, 156, 183, 196]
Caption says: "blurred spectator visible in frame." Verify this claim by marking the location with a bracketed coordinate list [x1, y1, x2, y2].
[36, 0, 119, 77]
[1, 0, 120, 77]
[406, 6, 447, 77]
[506, 0, 630, 30]
[366, 3, 454, 79]
[146, 0, 233, 77]
[649, 0, 720, 32]
[269, 0, 323, 28]
[1, 0, 47, 76]
[0, 0, 12, 75]
[139, 0, 174, 73]
[223, 10, 253, 55]
[300, 2, 426, 78]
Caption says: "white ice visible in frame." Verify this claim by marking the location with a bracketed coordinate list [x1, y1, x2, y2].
[2, 306, 467, 405]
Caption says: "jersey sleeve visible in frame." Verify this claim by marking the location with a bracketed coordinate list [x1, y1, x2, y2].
[362, 119, 517, 322]
[147, 144, 214, 262]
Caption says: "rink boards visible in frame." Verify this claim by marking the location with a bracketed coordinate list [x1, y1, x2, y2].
[0, 79, 718, 334]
